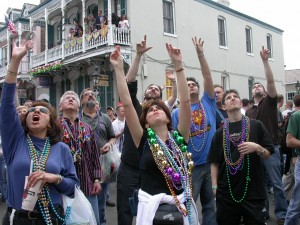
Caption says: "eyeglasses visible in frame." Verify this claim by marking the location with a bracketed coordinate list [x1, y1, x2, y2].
[83, 92, 97, 97]
[28, 107, 49, 114]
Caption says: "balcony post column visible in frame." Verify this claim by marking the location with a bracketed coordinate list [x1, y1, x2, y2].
[18, 23, 22, 45]
[45, 8, 48, 64]
[81, 0, 86, 52]
[107, 0, 113, 46]
[61, 0, 65, 59]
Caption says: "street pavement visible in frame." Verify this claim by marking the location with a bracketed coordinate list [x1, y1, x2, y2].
[0, 182, 279, 225]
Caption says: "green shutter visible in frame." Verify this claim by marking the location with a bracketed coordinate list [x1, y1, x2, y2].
[48, 25, 54, 48]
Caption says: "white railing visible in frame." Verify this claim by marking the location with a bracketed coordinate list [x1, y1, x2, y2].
[85, 30, 108, 51]
[0, 61, 30, 78]
[32, 52, 45, 67]
[48, 45, 62, 63]
[112, 27, 131, 45]
[31, 28, 131, 69]
[0, 67, 7, 78]
[21, 24, 31, 31]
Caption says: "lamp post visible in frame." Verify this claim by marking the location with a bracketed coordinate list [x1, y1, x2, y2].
[90, 66, 101, 90]
[295, 80, 300, 95]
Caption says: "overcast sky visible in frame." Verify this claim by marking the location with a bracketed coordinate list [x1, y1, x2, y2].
[1, 0, 299, 70]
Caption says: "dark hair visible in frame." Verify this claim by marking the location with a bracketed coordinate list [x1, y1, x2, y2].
[293, 94, 300, 107]
[277, 94, 284, 102]
[21, 101, 63, 144]
[242, 98, 249, 107]
[249, 99, 254, 104]
[140, 99, 172, 131]
[144, 84, 163, 99]
[253, 82, 266, 92]
[186, 77, 199, 88]
[222, 89, 240, 105]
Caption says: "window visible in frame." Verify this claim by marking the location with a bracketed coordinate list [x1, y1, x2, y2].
[248, 77, 254, 99]
[245, 27, 253, 54]
[286, 92, 296, 101]
[165, 70, 174, 99]
[267, 34, 273, 58]
[163, 0, 175, 34]
[218, 17, 227, 47]
[221, 73, 229, 91]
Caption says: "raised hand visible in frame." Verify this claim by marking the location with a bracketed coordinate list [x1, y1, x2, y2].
[192, 36, 204, 57]
[136, 35, 152, 56]
[260, 46, 270, 61]
[166, 71, 175, 81]
[11, 38, 33, 61]
[165, 43, 183, 69]
[110, 46, 123, 70]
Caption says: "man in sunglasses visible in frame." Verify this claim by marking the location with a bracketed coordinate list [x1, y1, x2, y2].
[80, 88, 116, 225]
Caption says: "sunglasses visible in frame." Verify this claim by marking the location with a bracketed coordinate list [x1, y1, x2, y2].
[28, 107, 49, 114]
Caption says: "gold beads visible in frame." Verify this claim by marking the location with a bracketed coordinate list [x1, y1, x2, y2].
[188, 161, 195, 170]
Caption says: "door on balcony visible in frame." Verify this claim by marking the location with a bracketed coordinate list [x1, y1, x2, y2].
[48, 25, 54, 49]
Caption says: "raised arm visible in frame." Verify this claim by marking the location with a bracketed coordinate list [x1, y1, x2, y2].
[192, 37, 214, 98]
[6, 39, 33, 84]
[126, 35, 152, 82]
[260, 46, 277, 98]
[166, 44, 191, 142]
[110, 46, 144, 147]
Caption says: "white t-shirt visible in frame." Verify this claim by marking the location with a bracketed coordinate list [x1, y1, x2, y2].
[118, 20, 129, 29]
[112, 118, 125, 152]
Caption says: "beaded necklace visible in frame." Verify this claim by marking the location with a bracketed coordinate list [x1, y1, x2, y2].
[223, 116, 251, 203]
[189, 101, 211, 152]
[62, 118, 90, 162]
[147, 128, 194, 224]
[27, 135, 71, 225]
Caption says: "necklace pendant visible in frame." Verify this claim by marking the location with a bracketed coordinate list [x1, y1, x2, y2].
[73, 154, 77, 162]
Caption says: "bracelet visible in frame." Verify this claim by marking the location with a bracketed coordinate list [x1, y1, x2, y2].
[175, 67, 184, 73]
[94, 179, 101, 183]
[198, 54, 204, 58]
[212, 185, 218, 190]
[56, 174, 63, 185]
[7, 69, 17, 75]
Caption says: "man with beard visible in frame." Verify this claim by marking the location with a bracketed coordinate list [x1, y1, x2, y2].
[80, 88, 116, 225]
[116, 35, 177, 225]
[59, 91, 101, 225]
[246, 46, 287, 225]
[214, 84, 228, 129]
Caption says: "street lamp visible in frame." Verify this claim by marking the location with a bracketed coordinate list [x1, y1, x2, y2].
[295, 80, 300, 95]
[90, 66, 101, 88]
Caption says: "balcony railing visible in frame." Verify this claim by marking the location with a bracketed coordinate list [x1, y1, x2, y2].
[0, 61, 30, 82]
[31, 27, 131, 68]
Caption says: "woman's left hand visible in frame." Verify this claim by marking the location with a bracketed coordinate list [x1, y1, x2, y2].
[28, 171, 60, 189]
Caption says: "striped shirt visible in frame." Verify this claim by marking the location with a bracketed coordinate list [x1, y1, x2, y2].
[59, 117, 101, 196]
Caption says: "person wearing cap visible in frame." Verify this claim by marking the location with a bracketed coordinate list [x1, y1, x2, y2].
[106, 106, 116, 122]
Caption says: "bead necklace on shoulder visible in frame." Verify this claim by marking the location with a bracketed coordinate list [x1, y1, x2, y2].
[27, 135, 71, 225]
[223, 116, 251, 203]
[147, 128, 194, 224]
[62, 118, 90, 162]
[189, 101, 211, 152]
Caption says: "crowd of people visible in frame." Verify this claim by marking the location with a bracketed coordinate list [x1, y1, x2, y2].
[0, 34, 299, 225]
[67, 11, 129, 41]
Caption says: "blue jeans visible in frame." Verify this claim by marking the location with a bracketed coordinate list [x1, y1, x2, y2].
[192, 163, 216, 225]
[284, 156, 300, 225]
[98, 183, 108, 225]
[263, 145, 287, 220]
[0, 154, 7, 201]
[86, 195, 100, 225]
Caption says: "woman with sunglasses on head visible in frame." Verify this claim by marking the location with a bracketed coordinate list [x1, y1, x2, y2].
[0, 39, 79, 225]
[110, 44, 199, 225]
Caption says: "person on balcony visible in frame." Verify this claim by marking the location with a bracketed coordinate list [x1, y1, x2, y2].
[88, 14, 96, 33]
[95, 10, 105, 31]
[67, 28, 75, 41]
[118, 15, 129, 29]
[74, 19, 83, 38]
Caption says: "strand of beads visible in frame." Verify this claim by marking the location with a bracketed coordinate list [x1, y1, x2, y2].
[147, 128, 194, 224]
[223, 116, 249, 175]
[226, 155, 251, 203]
[189, 102, 210, 152]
